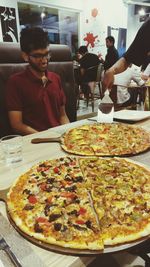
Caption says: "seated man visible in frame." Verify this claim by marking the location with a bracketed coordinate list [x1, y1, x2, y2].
[6, 27, 69, 135]
[114, 64, 145, 106]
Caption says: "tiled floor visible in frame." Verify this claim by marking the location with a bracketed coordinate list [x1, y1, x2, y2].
[77, 98, 99, 120]
[77, 84, 100, 120]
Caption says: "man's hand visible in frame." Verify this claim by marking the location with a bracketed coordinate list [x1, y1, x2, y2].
[102, 57, 129, 91]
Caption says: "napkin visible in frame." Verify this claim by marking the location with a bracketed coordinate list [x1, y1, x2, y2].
[0, 213, 47, 267]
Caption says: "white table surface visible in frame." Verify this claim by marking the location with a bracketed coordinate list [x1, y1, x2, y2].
[0, 117, 150, 267]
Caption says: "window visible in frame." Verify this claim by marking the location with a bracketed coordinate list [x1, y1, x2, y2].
[18, 2, 79, 56]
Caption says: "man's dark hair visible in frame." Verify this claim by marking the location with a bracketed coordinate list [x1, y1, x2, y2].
[106, 36, 115, 45]
[20, 27, 49, 53]
[78, 45, 88, 55]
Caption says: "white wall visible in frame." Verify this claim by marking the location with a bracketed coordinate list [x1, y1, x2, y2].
[0, 0, 20, 41]
[126, 3, 146, 49]
[80, 0, 128, 57]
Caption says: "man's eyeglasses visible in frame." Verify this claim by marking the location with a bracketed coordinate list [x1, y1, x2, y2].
[29, 52, 51, 60]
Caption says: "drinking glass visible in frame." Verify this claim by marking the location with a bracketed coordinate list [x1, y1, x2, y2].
[1, 135, 23, 164]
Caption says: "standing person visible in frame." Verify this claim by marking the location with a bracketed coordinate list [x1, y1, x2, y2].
[102, 18, 150, 90]
[6, 27, 69, 135]
[100, 36, 119, 71]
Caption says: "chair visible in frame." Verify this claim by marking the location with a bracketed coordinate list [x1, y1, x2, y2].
[0, 43, 77, 137]
[78, 63, 104, 112]
[111, 84, 147, 111]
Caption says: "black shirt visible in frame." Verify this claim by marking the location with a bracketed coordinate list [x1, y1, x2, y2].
[104, 46, 119, 70]
[124, 18, 150, 66]
[79, 53, 100, 82]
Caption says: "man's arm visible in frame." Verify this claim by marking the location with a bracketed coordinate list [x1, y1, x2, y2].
[8, 111, 38, 135]
[59, 106, 70, 125]
[102, 57, 130, 90]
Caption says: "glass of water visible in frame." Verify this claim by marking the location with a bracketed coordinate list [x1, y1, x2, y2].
[1, 135, 23, 165]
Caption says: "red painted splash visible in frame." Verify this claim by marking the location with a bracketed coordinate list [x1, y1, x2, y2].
[83, 33, 98, 48]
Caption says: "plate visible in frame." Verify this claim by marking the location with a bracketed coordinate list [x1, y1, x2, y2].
[114, 110, 150, 122]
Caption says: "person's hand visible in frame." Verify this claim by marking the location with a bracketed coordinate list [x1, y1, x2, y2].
[141, 72, 149, 81]
[102, 68, 114, 91]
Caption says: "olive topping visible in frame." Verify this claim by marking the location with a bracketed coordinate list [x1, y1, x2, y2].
[23, 189, 31, 195]
[41, 171, 47, 177]
[44, 204, 51, 216]
[34, 222, 43, 233]
[66, 185, 77, 192]
[61, 225, 68, 232]
[67, 210, 78, 216]
[73, 176, 83, 183]
[23, 204, 34, 210]
[49, 213, 62, 222]
[73, 224, 87, 231]
[54, 223, 62, 231]
[47, 178, 55, 184]
[45, 186, 53, 192]
[64, 175, 72, 181]
[85, 220, 92, 229]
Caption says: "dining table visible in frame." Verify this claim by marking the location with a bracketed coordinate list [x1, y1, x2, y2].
[0, 115, 150, 267]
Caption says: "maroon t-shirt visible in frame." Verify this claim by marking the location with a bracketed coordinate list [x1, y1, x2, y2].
[6, 67, 66, 131]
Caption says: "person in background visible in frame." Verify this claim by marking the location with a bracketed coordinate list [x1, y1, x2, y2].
[99, 35, 119, 71]
[102, 18, 150, 90]
[78, 45, 100, 98]
[6, 27, 69, 135]
[114, 64, 145, 106]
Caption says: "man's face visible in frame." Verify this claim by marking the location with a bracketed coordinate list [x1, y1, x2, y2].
[27, 47, 50, 73]
[106, 39, 113, 48]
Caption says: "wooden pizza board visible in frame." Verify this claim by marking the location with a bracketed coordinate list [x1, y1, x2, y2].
[0, 187, 149, 256]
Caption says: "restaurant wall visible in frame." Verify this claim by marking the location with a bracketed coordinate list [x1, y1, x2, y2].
[0, 0, 128, 57]
[79, 0, 128, 58]
[0, 0, 142, 59]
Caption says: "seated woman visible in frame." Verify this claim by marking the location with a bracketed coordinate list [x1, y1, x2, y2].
[114, 64, 145, 107]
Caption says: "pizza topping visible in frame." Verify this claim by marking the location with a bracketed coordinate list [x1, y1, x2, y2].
[49, 213, 62, 222]
[73, 224, 87, 231]
[67, 210, 78, 216]
[53, 167, 60, 173]
[65, 185, 77, 192]
[54, 223, 62, 231]
[36, 217, 48, 223]
[23, 189, 31, 195]
[34, 222, 43, 233]
[78, 207, 87, 215]
[23, 204, 34, 210]
[7, 156, 150, 251]
[28, 195, 37, 204]
[61, 123, 150, 156]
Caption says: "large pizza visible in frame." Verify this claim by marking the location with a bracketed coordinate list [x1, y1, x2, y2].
[7, 157, 150, 251]
[60, 123, 150, 156]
